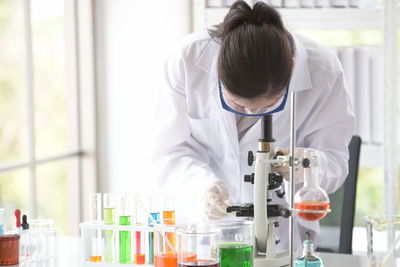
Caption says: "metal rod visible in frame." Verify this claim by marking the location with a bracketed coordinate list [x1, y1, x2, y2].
[23, 0, 37, 218]
[289, 92, 296, 267]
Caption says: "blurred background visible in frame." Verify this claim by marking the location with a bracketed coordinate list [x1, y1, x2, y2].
[0, 0, 399, 256]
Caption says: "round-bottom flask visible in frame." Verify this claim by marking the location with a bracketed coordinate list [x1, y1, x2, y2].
[294, 150, 330, 221]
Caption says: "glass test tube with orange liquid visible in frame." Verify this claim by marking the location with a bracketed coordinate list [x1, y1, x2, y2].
[163, 197, 175, 253]
[88, 193, 102, 262]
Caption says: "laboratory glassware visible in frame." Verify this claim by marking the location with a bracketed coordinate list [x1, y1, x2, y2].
[0, 208, 4, 236]
[177, 224, 219, 267]
[294, 150, 330, 221]
[154, 224, 178, 267]
[88, 193, 102, 262]
[149, 197, 161, 264]
[30, 226, 58, 263]
[214, 219, 253, 267]
[135, 195, 146, 264]
[104, 193, 116, 263]
[0, 234, 20, 265]
[365, 215, 400, 267]
[119, 194, 132, 264]
[294, 232, 323, 267]
[19, 214, 31, 262]
[163, 196, 176, 253]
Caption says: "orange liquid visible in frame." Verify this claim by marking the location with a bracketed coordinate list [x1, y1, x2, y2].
[155, 252, 178, 267]
[89, 256, 102, 262]
[163, 211, 176, 252]
[295, 201, 330, 221]
[135, 254, 146, 264]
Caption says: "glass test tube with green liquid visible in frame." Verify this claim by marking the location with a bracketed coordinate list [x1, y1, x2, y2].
[119, 195, 131, 264]
[104, 193, 116, 263]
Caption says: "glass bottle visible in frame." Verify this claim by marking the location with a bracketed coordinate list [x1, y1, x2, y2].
[294, 232, 323, 267]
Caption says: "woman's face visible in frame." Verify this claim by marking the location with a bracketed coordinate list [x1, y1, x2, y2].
[222, 88, 285, 115]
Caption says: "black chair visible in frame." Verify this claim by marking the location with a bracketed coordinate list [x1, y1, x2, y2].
[316, 135, 362, 254]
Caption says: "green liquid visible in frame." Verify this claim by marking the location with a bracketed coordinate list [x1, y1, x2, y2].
[220, 243, 253, 267]
[104, 208, 116, 263]
[119, 216, 131, 264]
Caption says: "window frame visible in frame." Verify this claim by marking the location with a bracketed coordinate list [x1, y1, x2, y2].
[0, 0, 98, 235]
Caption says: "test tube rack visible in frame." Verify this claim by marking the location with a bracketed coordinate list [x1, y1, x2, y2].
[80, 222, 175, 267]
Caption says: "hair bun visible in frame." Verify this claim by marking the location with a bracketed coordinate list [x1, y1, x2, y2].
[252, 1, 284, 29]
[221, 1, 284, 37]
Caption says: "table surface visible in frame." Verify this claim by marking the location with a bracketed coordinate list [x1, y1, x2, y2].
[11, 236, 369, 267]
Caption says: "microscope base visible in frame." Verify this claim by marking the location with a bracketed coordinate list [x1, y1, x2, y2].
[254, 251, 290, 267]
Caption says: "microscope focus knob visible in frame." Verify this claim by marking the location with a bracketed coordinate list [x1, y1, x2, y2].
[247, 151, 254, 166]
[244, 173, 255, 184]
[302, 158, 311, 168]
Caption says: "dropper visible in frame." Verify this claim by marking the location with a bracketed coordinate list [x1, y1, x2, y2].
[136, 198, 176, 253]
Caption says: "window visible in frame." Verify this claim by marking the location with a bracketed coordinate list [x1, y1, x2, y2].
[0, 0, 97, 235]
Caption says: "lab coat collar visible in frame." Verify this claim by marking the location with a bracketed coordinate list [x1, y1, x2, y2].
[195, 33, 313, 93]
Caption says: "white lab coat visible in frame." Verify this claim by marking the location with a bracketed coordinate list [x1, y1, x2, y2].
[152, 31, 355, 250]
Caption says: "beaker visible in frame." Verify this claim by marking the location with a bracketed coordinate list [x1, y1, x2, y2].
[294, 149, 330, 221]
[213, 219, 253, 267]
[365, 215, 400, 267]
[177, 225, 219, 267]
[154, 224, 180, 267]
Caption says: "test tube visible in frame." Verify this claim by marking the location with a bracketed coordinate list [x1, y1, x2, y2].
[0, 208, 4, 236]
[163, 197, 175, 252]
[104, 193, 116, 263]
[88, 193, 102, 262]
[119, 194, 131, 264]
[148, 197, 161, 264]
[134, 195, 146, 264]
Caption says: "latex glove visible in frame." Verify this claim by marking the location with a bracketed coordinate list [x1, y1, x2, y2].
[272, 147, 305, 184]
[202, 181, 233, 221]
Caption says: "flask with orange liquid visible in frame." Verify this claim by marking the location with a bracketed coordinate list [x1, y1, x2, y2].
[294, 150, 330, 221]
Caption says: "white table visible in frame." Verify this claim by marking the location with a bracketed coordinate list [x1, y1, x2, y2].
[14, 236, 368, 267]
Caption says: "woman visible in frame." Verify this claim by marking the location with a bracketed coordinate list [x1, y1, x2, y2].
[152, 1, 354, 250]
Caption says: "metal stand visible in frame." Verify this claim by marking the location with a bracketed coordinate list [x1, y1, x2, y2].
[289, 92, 296, 267]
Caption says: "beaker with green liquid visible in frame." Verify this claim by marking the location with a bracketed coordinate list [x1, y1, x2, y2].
[214, 219, 253, 267]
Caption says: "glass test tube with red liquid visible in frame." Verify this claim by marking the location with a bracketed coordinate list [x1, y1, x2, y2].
[134, 195, 146, 264]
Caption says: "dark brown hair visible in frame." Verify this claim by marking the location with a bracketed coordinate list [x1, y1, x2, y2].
[209, 1, 295, 99]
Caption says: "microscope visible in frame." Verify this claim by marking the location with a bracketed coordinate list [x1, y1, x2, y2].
[227, 115, 291, 266]
[227, 114, 330, 267]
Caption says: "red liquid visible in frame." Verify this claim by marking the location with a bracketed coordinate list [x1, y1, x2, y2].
[179, 260, 219, 267]
[295, 201, 330, 221]
[155, 252, 178, 267]
[179, 252, 197, 263]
